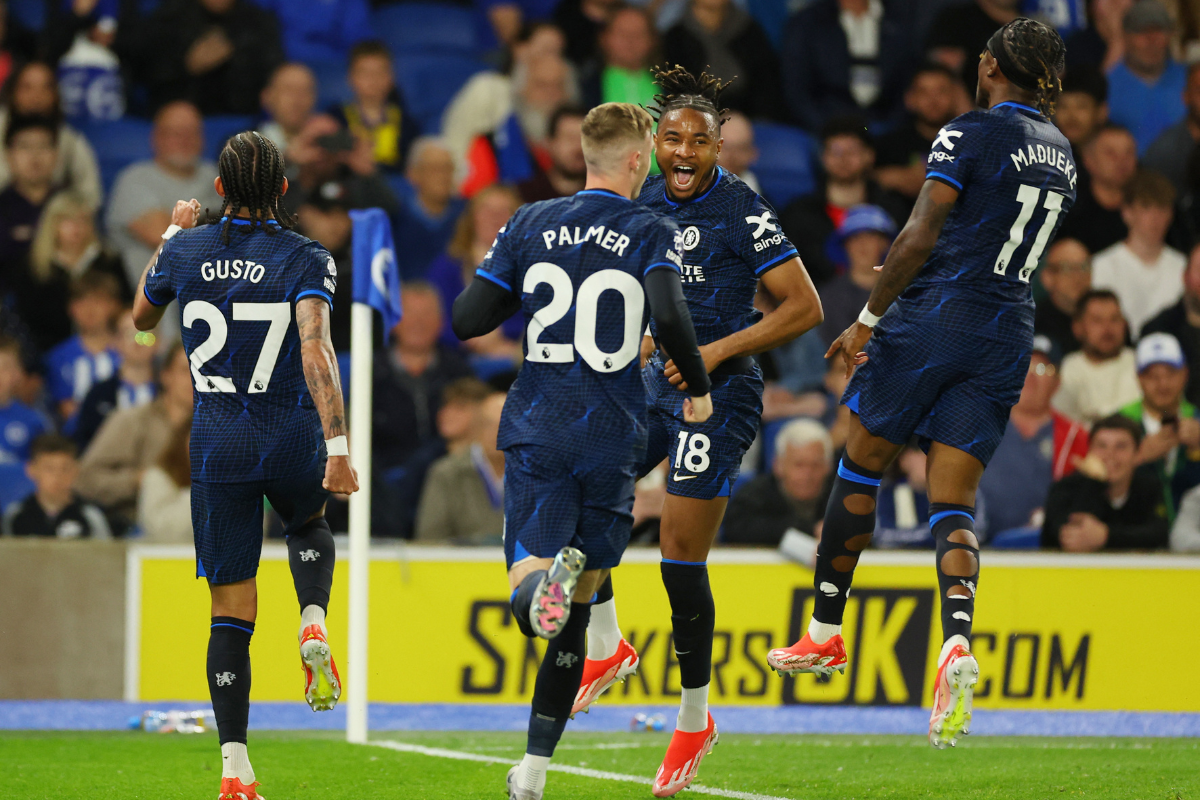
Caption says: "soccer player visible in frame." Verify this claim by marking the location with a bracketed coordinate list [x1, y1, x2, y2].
[571, 67, 823, 798]
[766, 19, 1074, 750]
[131, 132, 359, 800]
[451, 102, 713, 800]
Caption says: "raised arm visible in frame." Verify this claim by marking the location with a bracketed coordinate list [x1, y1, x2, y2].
[132, 199, 201, 331]
[297, 297, 359, 494]
[826, 178, 960, 377]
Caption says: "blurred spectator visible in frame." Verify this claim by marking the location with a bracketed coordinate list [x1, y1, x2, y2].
[331, 41, 413, 173]
[77, 342, 192, 531]
[662, 0, 783, 120]
[427, 186, 524, 359]
[924, 0, 1019, 94]
[1091, 170, 1183, 337]
[1034, 237, 1091, 356]
[818, 204, 894, 345]
[724, 418, 832, 546]
[875, 64, 960, 201]
[296, 198, 354, 350]
[554, 0, 620, 67]
[979, 336, 1089, 536]
[105, 102, 221, 287]
[371, 282, 473, 536]
[518, 105, 586, 202]
[282, 114, 398, 217]
[719, 111, 759, 194]
[258, 63, 317, 156]
[1057, 124, 1135, 254]
[44, 270, 121, 424]
[1120, 333, 1200, 517]
[1053, 65, 1109, 152]
[1053, 289, 1141, 425]
[392, 137, 464, 281]
[1064, 0, 1133, 73]
[0, 0, 36, 89]
[0, 334, 48, 465]
[874, 444, 934, 548]
[0, 116, 60, 281]
[18, 192, 130, 353]
[1042, 413, 1170, 550]
[1143, 243, 1200, 405]
[44, 1, 126, 123]
[0, 62, 102, 207]
[415, 391, 506, 543]
[73, 312, 156, 452]
[481, 0, 561, 52]
[137, 416, 192, 543]
[1105, 0, 1185, 154]
[250, 0, 370, 64]
[580, 6, 657, 109]
[781, 0, 913, 131]
[779, 117, 907, 286]
[1143, 62, 1200, 195]
[437, 377, 494, 454]
[139, 0, 283, 115]
[2, 434, 110, 539]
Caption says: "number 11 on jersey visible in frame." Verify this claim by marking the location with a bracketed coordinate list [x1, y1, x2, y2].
[993, 184, 1065, 283]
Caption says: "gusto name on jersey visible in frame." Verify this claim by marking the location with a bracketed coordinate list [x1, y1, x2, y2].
[1009, 144, 1077, 189]
[541, 224, 631, 256]
[200, 259, 267, 283]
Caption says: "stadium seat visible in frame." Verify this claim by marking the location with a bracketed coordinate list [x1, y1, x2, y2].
[752, 122, 817, 210]
[7, 0, 45, 30]
[75, 117, 154, 198]
[988, 526, 1043, 549]
[373, 3, 479, 55]
[0, 463, 35, 516]
[310, 59, 354, 110]
[204, 115, 257, 158]
[394, 54, 488, 135]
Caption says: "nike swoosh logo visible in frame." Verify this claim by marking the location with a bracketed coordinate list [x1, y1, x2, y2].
[672, 472, 698, 481]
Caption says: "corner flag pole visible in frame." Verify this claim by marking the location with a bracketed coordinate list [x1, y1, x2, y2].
[346, 300, 373, 744]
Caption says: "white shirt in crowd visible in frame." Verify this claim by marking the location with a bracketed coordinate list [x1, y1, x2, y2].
[1052, 347, 1141, 426]
[1091, 242, 1186, 338]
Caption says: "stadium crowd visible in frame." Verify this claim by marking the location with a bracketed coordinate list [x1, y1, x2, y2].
[0, 0, 1199, 554]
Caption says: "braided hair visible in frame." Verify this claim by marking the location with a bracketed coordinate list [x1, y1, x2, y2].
[213, 131, 296, 244]
[648, 64, 733, 128]
[987, 18, 1067, 117]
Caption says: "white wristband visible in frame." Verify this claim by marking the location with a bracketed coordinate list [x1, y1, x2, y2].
[857, 305, 882, 328]
[161, 224, 183, 240]
[325, 435, 349, 457]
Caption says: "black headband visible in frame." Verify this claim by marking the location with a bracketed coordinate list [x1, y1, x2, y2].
[987, 27, 1042, 94]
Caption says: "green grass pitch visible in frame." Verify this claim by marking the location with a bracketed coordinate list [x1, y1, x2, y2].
[4, 730, 1196, 799]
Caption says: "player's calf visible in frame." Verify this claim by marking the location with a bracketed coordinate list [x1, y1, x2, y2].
[287, 516, 341, 711]
[928, 503, 980, 749]
[208, 617, 257, 793]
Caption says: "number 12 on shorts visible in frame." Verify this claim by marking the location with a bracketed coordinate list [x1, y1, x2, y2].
[674, 431, 711, 475]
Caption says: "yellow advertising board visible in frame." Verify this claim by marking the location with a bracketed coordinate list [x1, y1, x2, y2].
[132, 546, 1200, 711]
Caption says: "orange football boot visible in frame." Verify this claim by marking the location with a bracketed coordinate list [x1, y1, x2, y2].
[651, 712, 719, 798]
[929, 642, 979, 749]
[572, 638, 640, 716]
[766, 632, 848, 676]
[218, 777, 263, 800]
[299, 624, 342, 711]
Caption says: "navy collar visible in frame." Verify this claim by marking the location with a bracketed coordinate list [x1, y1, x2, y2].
[577, 189, 631, 202]
[994, 101, 1042, 115]
[222, 216, 281, 226]
[663, 166, 724, 208]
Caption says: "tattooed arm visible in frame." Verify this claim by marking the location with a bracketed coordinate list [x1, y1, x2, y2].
[826, 179, 960, 377]
[297, 297, 359, 494]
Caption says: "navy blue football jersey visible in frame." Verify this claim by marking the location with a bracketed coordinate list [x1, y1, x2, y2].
[637, 167, 798, 346]
[902, 101, 1078, 347]
[143, 218, 336, 483]
[476, 189, 683, 460]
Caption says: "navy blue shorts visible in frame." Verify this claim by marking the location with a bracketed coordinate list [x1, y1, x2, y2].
[639, 358, 764, 500]
[192, 465, 330, 585]
[844, 324, 1030, 467]
[503, 444, 637, 571]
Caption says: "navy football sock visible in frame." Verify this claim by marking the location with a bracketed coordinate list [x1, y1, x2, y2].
[931, 503, 979, 642]
[812, 455, 883, 625]
[510, 570, 546, 639]
[527, 602, 591, 757]
[287, 516, 335, 613]
[660, 561, 715, 689]
[207, 617, 254, 745]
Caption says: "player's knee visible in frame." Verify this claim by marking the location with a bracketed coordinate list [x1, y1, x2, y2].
[947, 528, 978, 549]
[843, 494, 876, 515]
[209, 579, 258, 621]
[940, 549, 978, 577]
[845, 532, 873, 552]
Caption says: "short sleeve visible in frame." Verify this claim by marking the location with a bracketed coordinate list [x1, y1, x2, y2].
[644, 218, 683, 277]
[727, 190, 798, 277]
[924, 115, 981, 193]
[476, 210, 521, 293]
[294, 242, 337, 308]
[142, 238, 177, 307]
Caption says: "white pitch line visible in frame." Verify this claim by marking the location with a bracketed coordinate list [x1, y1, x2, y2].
[365, 739, 796, 800]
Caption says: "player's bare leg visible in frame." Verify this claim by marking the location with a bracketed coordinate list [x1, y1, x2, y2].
[288, 509, 341, 712]
[769, 414, 901, 677]
[507, 565, 607, 799]
[925, 442, 984, 749]
[209, 579, 264, 800]
[651, 494, 724, 798]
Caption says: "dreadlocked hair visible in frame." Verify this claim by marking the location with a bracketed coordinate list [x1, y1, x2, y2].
[213, 131, 297, 244]
[994, 18, 1067, 117]
[648, 64, 733, 127]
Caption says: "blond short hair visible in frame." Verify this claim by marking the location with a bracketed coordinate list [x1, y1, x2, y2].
[581, 102, 654, 174]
